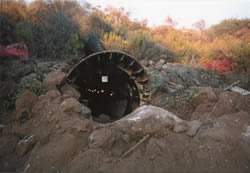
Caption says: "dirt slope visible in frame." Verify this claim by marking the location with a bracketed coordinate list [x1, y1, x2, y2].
[0, 59, 250, 173]
[0, 69, 249, 173]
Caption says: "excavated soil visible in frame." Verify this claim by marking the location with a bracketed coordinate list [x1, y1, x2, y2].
[0, 59, 250, 173]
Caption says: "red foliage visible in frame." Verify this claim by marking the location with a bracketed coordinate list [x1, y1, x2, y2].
[0, 43, 28, 60]
[203, 58, 232, 72]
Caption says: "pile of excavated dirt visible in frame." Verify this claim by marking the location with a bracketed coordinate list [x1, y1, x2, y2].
[148, 60, 250, 120]
[0, 69, 250, 173]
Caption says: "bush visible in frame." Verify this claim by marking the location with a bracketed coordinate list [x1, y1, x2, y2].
[64, 33, 85, 58]
[0, 15, 17, 44]
[14, 11, 86, 59]
[102, 32, 125, 51]
[15, 21, 35, 53]
[233, 43, 250, 72]
[210, 18, 250, 36]
[1, 0, 249, 72]
[125, 31, 153, 59]
[0, 75, 42, 111]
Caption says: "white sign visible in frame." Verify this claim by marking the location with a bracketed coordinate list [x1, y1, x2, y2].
[102, 76, 108, 83]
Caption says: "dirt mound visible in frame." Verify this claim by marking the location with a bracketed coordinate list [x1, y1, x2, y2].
[0, 71, 249, 173]
[192, 89, 250, 120]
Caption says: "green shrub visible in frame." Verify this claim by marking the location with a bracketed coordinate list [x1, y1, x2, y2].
[0, 76, 42, 111]
[18, 76, 42, 95]
[125, 31, 153, 59]
[64, 33, 85, 58]
[14, 11, 86, 59]
[0, 15, 17, 44]
[233, 43, 250, 72]
[210, 18, 250, 36]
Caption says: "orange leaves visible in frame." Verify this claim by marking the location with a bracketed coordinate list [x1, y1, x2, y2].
[102, 32, 125, 51]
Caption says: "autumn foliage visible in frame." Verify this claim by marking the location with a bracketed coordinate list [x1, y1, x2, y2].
[203, 59, 232, 72]
[0, 0, 249, 72]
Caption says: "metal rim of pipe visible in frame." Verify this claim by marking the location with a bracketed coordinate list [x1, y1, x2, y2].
[67, 50, 151, 122]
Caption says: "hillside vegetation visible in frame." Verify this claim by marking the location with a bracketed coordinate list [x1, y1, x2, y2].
[0, 0, 249, 71]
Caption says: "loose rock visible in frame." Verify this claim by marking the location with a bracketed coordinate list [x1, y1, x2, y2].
[61, 98, 81, 115]
[193, 87, 217, 105]
[61, 84, 81, 100]
[43, 71, 66, 86]
[15, 90, 38, 121]
[88, 128, 113, 149]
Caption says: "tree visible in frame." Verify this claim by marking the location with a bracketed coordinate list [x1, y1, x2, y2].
[192, 19, 206, 32]
[210, 18, 250, 36]
[0, 0, 27, 20]
[104, 6, 134, 30]
[165, 16, 177, 27]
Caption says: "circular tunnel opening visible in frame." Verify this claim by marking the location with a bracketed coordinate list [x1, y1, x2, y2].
[80, 64, 139, 121]
[67, 51, 151, 123]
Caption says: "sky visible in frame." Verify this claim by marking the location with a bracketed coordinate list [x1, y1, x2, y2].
[88, 0, 250, 28]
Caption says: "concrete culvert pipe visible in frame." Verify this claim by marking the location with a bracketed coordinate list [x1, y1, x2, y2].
[67, 51, 151, 122]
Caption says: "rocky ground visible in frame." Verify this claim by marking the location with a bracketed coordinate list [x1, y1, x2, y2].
[0, 57, 250, 173]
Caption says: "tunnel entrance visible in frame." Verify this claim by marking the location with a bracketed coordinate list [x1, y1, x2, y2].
[67, 51, 151, 123]
[79, 64, 139, 120]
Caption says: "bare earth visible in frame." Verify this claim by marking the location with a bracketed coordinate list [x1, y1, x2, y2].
[0, 60, 250, 173]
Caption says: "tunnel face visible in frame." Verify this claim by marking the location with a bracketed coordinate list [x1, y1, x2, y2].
[67, 51, 151, 122]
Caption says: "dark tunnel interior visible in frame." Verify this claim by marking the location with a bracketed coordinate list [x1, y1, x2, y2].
[68, 52, 143, 123]
[78, 64, 140, 121]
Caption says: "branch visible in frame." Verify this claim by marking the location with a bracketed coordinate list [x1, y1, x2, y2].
[223, 80, 240, 91]
[118, 134, 150, 161]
